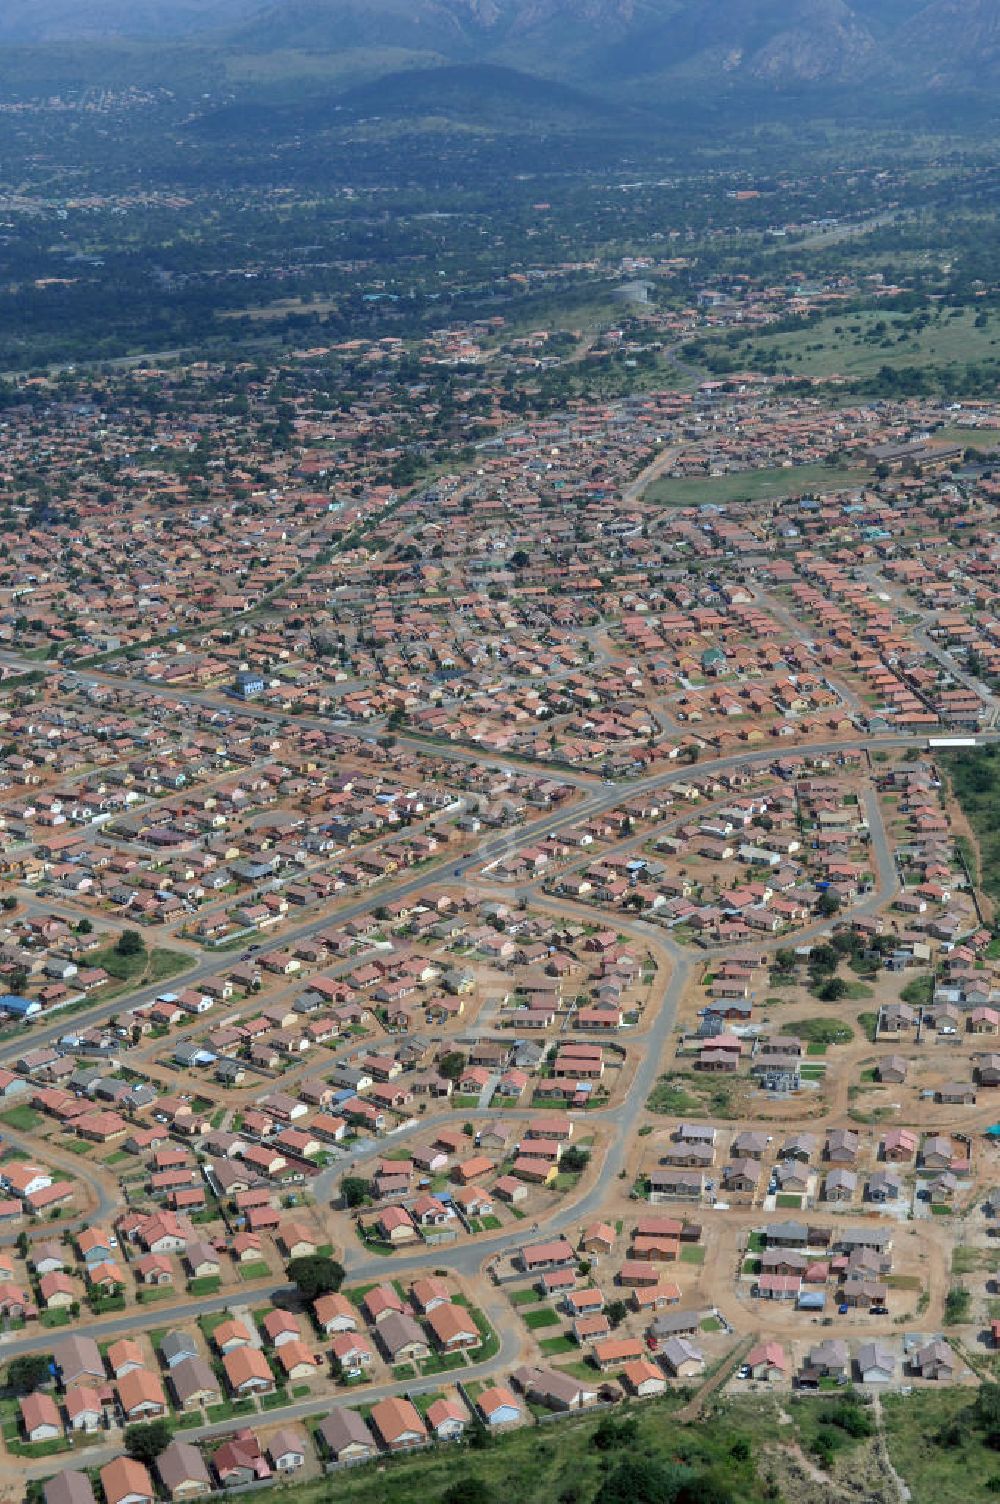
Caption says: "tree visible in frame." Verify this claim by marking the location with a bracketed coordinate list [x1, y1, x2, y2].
[116, 929, 144, 958]
[808, 943, 838, 975]
[772, 948, 798, 974]
[830, 929, 860, 956]
[443, 1478, 493, 1504]
[287, 1254, 344, 1300]
[560, 1145, 590, 1173]
[975, 1383, 1000, 1448]
[7, 1354, 50, 1395]
[75, 917, 93, 934]
[439, 1050, 466, 1081]
[817, 977, 848, 1002]
[125, 1419, 172, 1463]
[606, 1299, 629, 1329]
[594, 1456, 682, 1504]
[341, 1176, 370, 1209]
[591, 1413, 638, 1451]
[676, 1478, 736, 1504]
[816, 890, 842, 917]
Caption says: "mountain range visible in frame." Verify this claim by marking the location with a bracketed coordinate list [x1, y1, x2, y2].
[3, 0, 1000, 100]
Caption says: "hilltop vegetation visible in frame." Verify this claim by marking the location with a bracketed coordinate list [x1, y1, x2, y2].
[941, 747, 1000, 902]
[7, 0, 1000, 115]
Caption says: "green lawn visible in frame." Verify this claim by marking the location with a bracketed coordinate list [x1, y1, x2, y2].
[417, 1350, 468, 1376]
[523, 1308, 560, 1331]
[137, 1286, 173, 1304]
[6, 1436, 71, 1458]
[680, 1245, 705, 1265]
[188, 1276, 222, 1296]
[89, 1292, 126, 1313]
[0, 1105, 42, 1131]
[238, 1261, 272, 1281]
[206, 1400, 245, 1424]
[260, 1389, 291, 1411]
[554, 1359, 600, 1382]
[469, 1307, 501, 1361]
[538, 1334, 578, 1356]
[199, 1310, 230, 1337]
[63, 1137, 97, 1155]
[797, 1017, 853, 1047]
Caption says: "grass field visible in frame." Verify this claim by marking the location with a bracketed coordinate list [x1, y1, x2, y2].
[646, 1071, 744, 1119]
[697, 305, 1000, 387]
[644, 462, 867, 508]
[91, 941, 192, 989]
[932, 424, 1000, 450]
[881, 1390, 1000, 1504]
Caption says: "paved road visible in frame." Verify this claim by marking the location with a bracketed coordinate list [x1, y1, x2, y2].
[19, 1307, 523, 1480]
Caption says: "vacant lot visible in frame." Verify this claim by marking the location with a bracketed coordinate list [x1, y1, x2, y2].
[644, 462, 866, 507]
[701, 305, 1000, 384]
[881, 1390, 1000, 1504]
